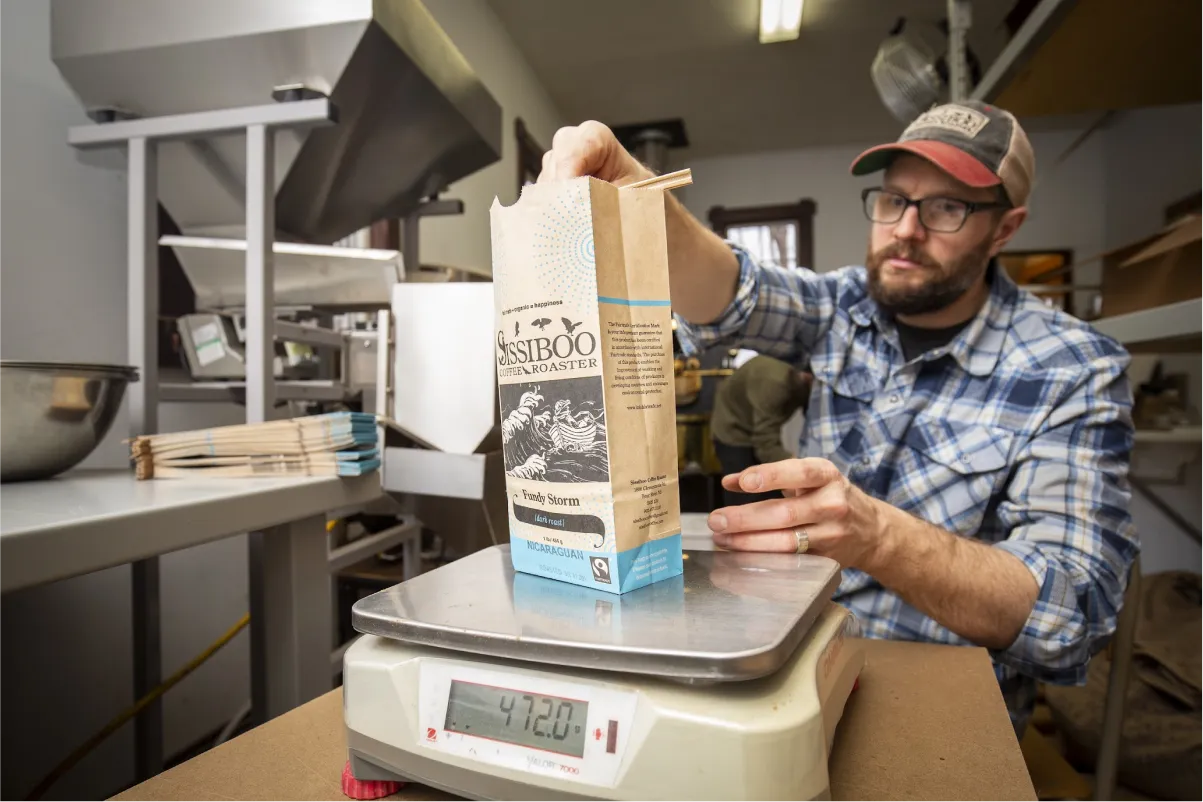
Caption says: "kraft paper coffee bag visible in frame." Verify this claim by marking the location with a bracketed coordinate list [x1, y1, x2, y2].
[490, 174, 685, 594]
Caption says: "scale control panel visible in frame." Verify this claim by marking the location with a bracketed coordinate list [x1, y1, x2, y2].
[418, 661, 638, 788]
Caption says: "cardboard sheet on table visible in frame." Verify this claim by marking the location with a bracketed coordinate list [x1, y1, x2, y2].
[111, 641, 1035, 801]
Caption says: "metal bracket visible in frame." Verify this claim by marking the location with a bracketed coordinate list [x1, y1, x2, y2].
[67, 98, 339, 778]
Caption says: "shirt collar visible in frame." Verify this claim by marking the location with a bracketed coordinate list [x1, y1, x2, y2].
[851, 261, 1017, 377]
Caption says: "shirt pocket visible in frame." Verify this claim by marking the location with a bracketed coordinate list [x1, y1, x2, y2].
[897, 419, 1015, 536]
[805, 365, 877, 460]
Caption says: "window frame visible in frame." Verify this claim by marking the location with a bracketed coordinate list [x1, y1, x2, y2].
[707, 200, 817, 270]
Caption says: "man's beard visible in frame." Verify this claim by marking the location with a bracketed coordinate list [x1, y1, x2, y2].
[865, 237, 993, 317]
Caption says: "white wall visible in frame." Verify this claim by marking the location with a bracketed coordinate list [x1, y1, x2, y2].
[2, 0, 139, 797]
[678, 107, 1201, 576]
[1, 1, 564, 798]
[416, 0, 566, 274]
[1, 0, 255, 793]
[1103, 104, 1202, 249]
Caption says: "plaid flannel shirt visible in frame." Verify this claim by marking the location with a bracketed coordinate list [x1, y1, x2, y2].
[677, 247, 1140, 733]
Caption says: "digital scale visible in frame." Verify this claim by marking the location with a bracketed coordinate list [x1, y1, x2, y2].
[343, 543, 864, 800]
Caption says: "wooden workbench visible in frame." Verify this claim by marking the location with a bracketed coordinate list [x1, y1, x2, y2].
[112, 640, 1035, 801]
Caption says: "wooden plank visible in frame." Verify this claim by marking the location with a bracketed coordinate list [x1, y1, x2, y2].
[996, 0, 1201, 116]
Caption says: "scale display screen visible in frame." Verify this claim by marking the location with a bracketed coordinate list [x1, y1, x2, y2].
[444, 680, 589, 758]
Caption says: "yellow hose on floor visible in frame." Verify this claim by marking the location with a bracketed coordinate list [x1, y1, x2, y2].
[26, 613, 251, 800]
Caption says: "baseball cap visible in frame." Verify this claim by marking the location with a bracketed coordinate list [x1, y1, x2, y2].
[850, 100, 1035, 208]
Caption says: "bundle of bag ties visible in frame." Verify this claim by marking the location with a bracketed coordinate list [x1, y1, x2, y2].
[129, 412, 380, 479]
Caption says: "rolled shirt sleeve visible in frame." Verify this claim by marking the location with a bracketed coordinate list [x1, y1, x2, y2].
[674, 245, 850, 365]
[991, 355, 1139, 684]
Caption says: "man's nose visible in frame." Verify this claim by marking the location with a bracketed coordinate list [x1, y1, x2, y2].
[892, 205, 926, 242]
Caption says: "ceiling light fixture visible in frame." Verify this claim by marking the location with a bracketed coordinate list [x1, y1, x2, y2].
[759, 0, 805, 44]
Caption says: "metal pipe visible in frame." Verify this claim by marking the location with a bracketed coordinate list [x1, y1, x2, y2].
[947, 0, 972, 102]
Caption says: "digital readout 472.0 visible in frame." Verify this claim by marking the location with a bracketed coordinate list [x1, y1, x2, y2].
[444, 680, 589, 758]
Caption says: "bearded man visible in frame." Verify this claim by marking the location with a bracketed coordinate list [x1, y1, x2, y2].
[537, 101, 1139, 735]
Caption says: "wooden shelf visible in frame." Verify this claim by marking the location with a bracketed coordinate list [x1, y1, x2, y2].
[976, 0, 1201, 116]
[1090, 299, 1201, 350]
[1133, 427, 1202, 445]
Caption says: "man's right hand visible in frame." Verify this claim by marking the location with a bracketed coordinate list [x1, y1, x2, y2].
[537, 121, 653, 186]
[536, 120, 741, 325]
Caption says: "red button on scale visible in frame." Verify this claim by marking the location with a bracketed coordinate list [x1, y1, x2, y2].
[593, 727, 603, 741]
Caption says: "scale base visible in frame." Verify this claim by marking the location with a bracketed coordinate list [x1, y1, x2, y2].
[344, 602, 863, 801]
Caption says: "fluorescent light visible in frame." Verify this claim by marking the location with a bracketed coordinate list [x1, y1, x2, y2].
[759, 0, 804, 43]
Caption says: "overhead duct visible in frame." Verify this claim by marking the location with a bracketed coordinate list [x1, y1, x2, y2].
[631, 129, 673, 175]
[612, 119, 689, 177]
[50, 0, 502, 244]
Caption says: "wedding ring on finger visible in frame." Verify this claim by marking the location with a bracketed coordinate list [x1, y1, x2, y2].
[793, 527, 810, 554]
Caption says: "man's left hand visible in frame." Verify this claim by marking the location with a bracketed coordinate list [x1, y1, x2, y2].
[708, 458, 893, 570]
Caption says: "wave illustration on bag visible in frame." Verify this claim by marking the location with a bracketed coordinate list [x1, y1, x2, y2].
[501, 378, 609, 483]
[491, 172, 689, 593]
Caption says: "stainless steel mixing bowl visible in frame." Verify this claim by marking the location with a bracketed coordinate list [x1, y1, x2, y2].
[1, 361, 139, 482]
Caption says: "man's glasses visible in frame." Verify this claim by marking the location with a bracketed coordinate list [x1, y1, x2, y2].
[862, 188, 1009, 234]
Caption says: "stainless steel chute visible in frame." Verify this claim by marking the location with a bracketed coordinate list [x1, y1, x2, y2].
[50, 0, 502, 244]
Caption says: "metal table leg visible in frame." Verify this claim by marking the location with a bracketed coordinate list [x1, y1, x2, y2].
[131, 558, 162, 779]
[403, 527, 421, 582]
[128, 133, 163, 781]
[1094, 557, 1141, 800]
[250, 515, 333, 722]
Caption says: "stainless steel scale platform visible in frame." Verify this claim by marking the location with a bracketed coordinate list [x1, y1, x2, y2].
[343, 545, 864, 800]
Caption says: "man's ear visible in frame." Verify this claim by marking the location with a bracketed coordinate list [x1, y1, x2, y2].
[988, 207, 1027, 257]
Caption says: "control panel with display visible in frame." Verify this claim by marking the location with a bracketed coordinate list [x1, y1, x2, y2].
[418, 661, 638, 788]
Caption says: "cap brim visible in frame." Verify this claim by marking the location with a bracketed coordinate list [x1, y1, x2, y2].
[850, 140, 1001, 188]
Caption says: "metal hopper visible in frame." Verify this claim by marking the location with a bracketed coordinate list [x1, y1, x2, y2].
[50, 0, 502, 244]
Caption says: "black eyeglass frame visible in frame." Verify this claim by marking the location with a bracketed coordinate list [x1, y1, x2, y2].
[861, 187, 1011, 233]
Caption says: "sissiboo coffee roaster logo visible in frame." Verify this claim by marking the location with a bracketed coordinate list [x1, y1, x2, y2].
[497, 315, 598, 378]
